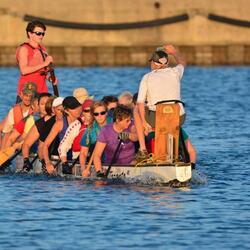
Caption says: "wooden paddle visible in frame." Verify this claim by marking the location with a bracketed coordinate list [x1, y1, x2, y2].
[81, 152, 94, 177]
[0, 141, 23, 167]
[49, 64, 59, 97]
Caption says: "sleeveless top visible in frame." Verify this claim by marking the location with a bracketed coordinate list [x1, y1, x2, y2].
[13, 103, 33, 127]
[36, 116, 56, 142]
[35, 115, 59, 156]
[16, 43, 48, 95]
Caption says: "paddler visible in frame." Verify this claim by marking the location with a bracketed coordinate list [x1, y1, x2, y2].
[43, 96, 82, 174]
[16, 20, 55, 102]
[1, 82, 37, 149]
[134, 44, 186, 161]
[22, 96, 64, 172]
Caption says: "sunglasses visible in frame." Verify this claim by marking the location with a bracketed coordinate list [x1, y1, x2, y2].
[83, 109, 90, 113]
[93, 111, 106, 117]
[31, 31, 45, 36]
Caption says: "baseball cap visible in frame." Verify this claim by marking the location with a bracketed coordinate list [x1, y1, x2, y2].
[52, 97, 64, 107]
[63, 96, 81, 110]
[82, 99, 94, 110]
[149, 50, 168, 64]
[73, 87, 94, 104]
[21, 82, 37, 95]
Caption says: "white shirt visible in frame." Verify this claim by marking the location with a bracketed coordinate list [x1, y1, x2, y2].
[58, 119, 81, 159]
[137, 64, 185, 115]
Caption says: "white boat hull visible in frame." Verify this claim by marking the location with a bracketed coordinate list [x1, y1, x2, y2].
[102, 164, 192, 183]
[15, 156, 192, 185]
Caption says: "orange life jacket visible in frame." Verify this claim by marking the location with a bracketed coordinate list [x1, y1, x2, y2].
[16, 43, 48, 95]
[16, 42, 47, 68]
[13, 104, 33, 127]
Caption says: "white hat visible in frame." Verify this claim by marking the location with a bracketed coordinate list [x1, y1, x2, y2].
[73, 87, 94, 104]
[52, 97, 64, 107]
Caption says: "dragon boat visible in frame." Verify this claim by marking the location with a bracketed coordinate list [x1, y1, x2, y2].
[14, 157, 192, 186]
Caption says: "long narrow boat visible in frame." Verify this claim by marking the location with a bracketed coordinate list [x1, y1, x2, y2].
[14, 158, 192, 186]
[101, 162, 192, 184]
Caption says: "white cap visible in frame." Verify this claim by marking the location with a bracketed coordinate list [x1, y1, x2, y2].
[52, 97, 64, 107]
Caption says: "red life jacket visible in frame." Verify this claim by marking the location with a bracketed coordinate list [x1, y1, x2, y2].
[72, 120, 88, 152]
[16, 43, 48, 95]
[13, 104, 33, 127]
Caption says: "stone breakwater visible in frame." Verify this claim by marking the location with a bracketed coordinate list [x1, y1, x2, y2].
[1, 45, 249, 66]
[0, 0, 249, 65]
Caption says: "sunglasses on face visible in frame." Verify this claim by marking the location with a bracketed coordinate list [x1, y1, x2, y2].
[31, 31, 45, 36]
[93, 111, 106, 117]
[83, 109, 90, 113]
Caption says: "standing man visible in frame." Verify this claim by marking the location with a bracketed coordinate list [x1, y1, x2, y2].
[16, 20, 54, 102]
[134, 44, 186, 160]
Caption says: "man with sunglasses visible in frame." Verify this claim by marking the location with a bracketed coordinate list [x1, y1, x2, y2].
[16, 20, 54, 102]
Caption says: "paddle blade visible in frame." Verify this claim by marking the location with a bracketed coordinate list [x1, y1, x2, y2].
[0, 146, 16, 166]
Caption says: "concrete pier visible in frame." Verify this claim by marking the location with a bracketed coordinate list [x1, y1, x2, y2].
[0, 0, 249, 66]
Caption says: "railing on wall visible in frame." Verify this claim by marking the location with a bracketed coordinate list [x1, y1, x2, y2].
[23, 13, 250, 30]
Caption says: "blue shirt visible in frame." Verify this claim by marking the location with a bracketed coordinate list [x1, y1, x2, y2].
[80, 115, 113, 148]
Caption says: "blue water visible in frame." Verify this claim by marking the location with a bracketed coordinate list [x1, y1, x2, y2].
[0, 66, 249, 249]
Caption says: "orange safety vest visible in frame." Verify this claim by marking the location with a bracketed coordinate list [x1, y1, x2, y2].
[13, 104, 33, 127]
[16, 43, 48, 95]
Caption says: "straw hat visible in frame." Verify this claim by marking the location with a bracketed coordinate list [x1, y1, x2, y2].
[73, 88, 94, 104]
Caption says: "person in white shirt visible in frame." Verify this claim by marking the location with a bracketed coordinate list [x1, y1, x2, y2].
[58, 99, 93, 164]
[134, 44, 186, 160]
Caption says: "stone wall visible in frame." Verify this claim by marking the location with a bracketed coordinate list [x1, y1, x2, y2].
[1, 45, 249, 66]
[0, 0, 249, 65]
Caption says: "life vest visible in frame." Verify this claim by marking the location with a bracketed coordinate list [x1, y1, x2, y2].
[72, 118, 88, 152]
[16, 43, 47, 76]
[13, 103, 33, 127]
[16, 43, 48, 95]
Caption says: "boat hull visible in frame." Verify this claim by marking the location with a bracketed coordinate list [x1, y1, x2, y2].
[102, 164, 192, 183]
[15, 156, 192, 185]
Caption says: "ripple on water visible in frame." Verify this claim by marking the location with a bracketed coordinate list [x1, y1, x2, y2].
[0, 66, 250, 249]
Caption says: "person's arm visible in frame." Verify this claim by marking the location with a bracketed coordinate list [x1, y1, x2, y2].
[128, 124, 138, 142]
[11, 116, 35, 146]
[0, 115, 7, 132]
[80, 146, 89, 176]
[136, 75, 152, 135]
[93, 141, 106, 173]
[18, 46, 53, 75]
[43, 121, 62, 173]
[5, 129, 21, 148]
[137, 103, 152, 135]
[185, 139, 197, 164]
[164, 44, 186, 67]
[1, 109, 14, 149]
[22, 125, 40, 158]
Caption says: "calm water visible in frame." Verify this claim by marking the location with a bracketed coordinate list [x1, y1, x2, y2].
[0, 66, 249, 250]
